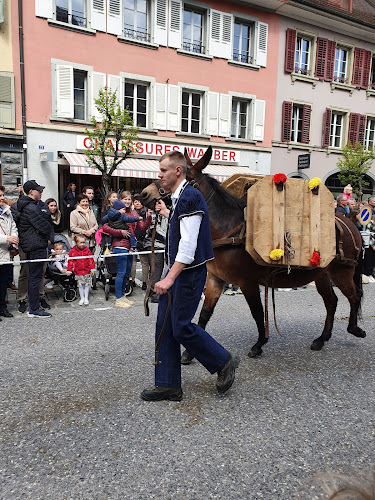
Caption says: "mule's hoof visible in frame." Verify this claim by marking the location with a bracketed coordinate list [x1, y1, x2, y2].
[248, 347, 262, 358]
[181, 350, 194, 365]
[348, 327, 366, 338]
[311, 340, 324, 351]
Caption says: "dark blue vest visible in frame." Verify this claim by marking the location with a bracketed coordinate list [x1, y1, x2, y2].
[167, 182, 214, 270]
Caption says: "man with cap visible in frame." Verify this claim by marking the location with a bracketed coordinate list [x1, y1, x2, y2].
[16, 180, 53, 317]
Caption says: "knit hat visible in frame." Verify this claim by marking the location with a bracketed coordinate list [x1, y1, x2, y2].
[113, 200, 125, 210]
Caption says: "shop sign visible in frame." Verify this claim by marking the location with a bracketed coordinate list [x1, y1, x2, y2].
[76, 136, 240, 163]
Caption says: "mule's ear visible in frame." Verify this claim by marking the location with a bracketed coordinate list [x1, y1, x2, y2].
[184, 147, 193, 168]
[193, 145, 212, 172]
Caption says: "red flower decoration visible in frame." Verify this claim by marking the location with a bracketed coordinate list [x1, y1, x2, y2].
[310, 252, 321, 266]
[273, 173, 287, 185]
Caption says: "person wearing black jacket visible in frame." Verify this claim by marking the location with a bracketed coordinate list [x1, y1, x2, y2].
[17, 180, 53, 318]
[62, 183, 77, 232]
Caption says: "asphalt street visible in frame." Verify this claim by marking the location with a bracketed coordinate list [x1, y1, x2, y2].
[1, 279, 374, 499]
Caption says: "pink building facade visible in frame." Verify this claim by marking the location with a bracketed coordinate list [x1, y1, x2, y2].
[16, 0, 280, 202]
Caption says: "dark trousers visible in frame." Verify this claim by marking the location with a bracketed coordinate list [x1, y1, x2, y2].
[363, 247, 375, 276]
[0, 263, 12, 312]
[155, 264, 229, 388]
[27, 248, 47, 312]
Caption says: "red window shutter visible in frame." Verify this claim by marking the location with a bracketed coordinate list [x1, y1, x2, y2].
[358, 114, 366, 145]
[285, 29, 296, 73]
[348, 112, 360, 145]
[325, 40, 336, 81]
[301, 104, 311, 144]
[281, 101, 292, 142]
[352, 48, 363, 87]
[315, 38, 327, 79]
[362, 50, 372, 89]
[322, 108, 332, 147]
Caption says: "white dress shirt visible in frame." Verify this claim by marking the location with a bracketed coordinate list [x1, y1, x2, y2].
[171, 180, 203, 265]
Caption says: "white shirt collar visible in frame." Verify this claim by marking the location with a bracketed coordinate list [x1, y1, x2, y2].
[171, 179, 187, 206]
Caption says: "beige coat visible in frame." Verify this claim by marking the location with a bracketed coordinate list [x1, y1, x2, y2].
[70, 206, 98, 248]
[0, 203, 18, 262]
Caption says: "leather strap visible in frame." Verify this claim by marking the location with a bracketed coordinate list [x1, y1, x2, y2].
[212, 222, 246, 249]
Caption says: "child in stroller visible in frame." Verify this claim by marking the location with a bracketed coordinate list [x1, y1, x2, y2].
[47, 241, 77, 302]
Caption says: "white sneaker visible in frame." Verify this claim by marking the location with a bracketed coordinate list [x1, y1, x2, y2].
[79, 300, 84, 306]
[368, 276, 375, 283]
[278, 288, 293, 291]
[45, 282, 54, 290]
[362, 274, 370, 284]
[84, 300, 89, 305]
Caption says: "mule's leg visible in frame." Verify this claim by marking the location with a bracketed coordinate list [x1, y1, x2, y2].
[180, 274, 225, 365]
[311, 274, 338, 351]
[241, 284, 267, 358]
[331, 267, 365, 339]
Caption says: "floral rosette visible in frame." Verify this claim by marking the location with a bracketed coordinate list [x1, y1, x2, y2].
[269, 248, 284, 261]
[309, 251, 321, 266]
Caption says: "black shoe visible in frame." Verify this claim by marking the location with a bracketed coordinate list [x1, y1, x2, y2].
[181, 350, 194, 365]
[18, 300, 27, 313]
[40, 297, 51, 310]
[0, 309, 13, 318]
[142, 282, 147, 290]
[141, 386, 183, 401]
[216, 353, 238, 394]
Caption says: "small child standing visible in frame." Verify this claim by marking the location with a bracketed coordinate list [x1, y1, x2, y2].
[66, 234, 95, 306]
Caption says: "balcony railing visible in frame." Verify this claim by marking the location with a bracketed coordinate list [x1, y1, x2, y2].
[294, 66, 311, 75]
[333, 76, 348, 84]
[56, 9, 86, 27]
[123, 28, 150, 43]
[182, 41, 205, 54]
[233, 51, 253, 64]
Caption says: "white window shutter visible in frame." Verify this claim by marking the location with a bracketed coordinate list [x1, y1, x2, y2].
[91, 72, 106, 121]
[108, 74, 123, 105]
[219, 94, 230, 137]
[167, 85, 180, 131]
[0, 73, 15, 128]
[107, 0, 122, 36]
[256, 22, 268, 67]
[35, 0, 53, 19]
[91, 0, 106, 32]
[154, 83, 167, 130]
[209, 10, 222, 58]
[56, 65, 74, 118]
[153, 0, 167, 46]
[221, 13, 233, 60]
[253, 99, 265, 141]
[169, 0, 182, 49]
[207, 92, 219, 136]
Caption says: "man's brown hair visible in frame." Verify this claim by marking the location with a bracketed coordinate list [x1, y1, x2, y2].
[160, 151, 187, 175]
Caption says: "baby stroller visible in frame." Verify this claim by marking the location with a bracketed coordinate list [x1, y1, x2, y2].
[96, 230, 134, 301]
[46, 236, 77, 302]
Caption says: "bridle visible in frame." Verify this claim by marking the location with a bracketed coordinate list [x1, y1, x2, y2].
[144, 179, 171, 207]
[189, 173, 215, 204]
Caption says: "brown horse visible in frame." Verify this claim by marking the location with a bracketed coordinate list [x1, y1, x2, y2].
[141, 147, 365, 360]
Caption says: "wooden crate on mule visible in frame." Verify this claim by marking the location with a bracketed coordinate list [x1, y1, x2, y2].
[221, 173, 263, 201]
[246, 176, 336, 269]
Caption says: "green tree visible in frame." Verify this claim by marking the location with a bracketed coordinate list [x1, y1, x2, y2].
[84, 87, 139, 195]
[336, 142, 375, 201]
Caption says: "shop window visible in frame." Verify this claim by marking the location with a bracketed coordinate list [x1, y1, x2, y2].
[56, 0, 86, 27]
[183, 7, 205, 54]
[325, 172, 373, 196]
[124, 81, 148, 127]
[123, 0, 150, 42]
[181, 91, 201, 134]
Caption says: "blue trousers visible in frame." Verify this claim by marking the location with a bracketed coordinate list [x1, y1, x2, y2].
[113, 248, 133, 299]
[155, 264, 229, 388]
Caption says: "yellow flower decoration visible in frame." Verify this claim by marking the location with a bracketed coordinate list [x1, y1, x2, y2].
[269, 249, 284, 261]
[308, 177, 322, 190]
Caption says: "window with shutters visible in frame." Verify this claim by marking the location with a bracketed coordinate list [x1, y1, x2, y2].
[183, 7, 205, 54]
[74, 70, 87, 120]
[295, 36, 311, 75]
[285, 28, 318, 83]
[231, 99, 249, 139]
[370, 54, 375, 89]
[0, 73, 15, 129]
[365, 117, 375, 149]
[291, 104, 303, 142]
[233, 21, 254, 65]
[56, 0, 87, 27]
[181, 91, 201, 134]
[281, 101, 311, 144]
[334, 47, 348, 83]
[329, 111, 348, 148]
[124, 81, 148, 127]
[123, 0, 150, 42]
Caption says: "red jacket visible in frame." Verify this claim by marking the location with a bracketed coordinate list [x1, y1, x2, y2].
[67, 245, 95, 275]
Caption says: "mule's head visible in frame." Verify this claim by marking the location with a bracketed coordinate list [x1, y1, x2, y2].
[141, 181, 171, 210]
[185, 146, 213, 184]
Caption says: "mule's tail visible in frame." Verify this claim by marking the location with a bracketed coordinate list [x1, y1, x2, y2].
[354, 251, 363, 319]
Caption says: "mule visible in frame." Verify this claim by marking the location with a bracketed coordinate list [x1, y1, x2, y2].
[141, 147, 365, 359]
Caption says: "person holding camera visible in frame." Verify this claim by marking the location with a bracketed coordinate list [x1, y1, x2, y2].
[0, 185, 19, 319]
